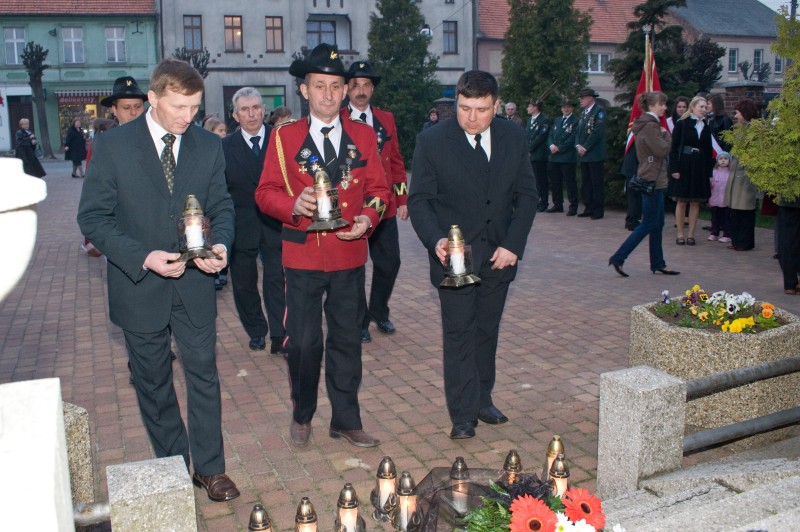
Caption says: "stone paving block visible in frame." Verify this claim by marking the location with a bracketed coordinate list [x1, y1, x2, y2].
[107, 455, 196, 532]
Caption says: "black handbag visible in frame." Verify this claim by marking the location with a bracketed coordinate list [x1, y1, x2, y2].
[628, 175, 656, 196]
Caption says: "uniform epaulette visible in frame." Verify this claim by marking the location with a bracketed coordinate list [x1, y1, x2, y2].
[348, 116, 368, 125]
[275, 119, 298, 129]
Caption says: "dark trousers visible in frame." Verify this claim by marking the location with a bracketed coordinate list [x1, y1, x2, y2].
[580, 161, 605, 216]
[548, 162, 578, 211]
[359, 216, 401, 328]
[625, 177, 642, 230]
[729, 208, 756, 250]
[778, 206, 800, 290]
[709, 206, 731, 237]
[123, 287, 224, 476]
[285, 267, 363, 430]
[531, 160, 549, 209]
[610, 189, 666, 271]
[229, 224, 285, 340]
[438, 262, 513, 424]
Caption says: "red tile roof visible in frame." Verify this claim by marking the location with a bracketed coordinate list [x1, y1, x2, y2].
[479, 0, 640, 44]
[1, 0, 156, 15]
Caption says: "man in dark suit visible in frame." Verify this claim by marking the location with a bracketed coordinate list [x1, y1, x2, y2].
[575, 87, 607, 219]
[408, 70, 537, 439]
[222, 87, 286, 355]
[77, 59, 239, 502]
[255, 44, 390, 449]
[547, 99, 580, 215]
[526, 100, 551, 212]
[343, 60, 408, 343]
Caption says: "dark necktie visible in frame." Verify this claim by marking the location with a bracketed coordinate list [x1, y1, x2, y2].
[161, 133, 176, 194]
[250, 136, 261, 158]
[320, 126, 337, 168]
[360, 112, 367, 123]
[474, 133, 488, 162]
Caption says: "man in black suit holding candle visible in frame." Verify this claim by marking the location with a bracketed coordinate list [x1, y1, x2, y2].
[408, 70, 537, 439]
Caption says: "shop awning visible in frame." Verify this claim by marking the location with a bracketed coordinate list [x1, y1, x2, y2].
[55, 90, 112, 105]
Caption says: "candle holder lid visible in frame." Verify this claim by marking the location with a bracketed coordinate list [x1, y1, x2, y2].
[447, 224, 464, 245]
[503, 450, 523, 473]
[547, 435, 565, 458]
[397, 471, 416, 496]
[377, 456, 397, 479]
[295, 497, 318, 524]
[182, 194, 204, 216]
[450, 456, 470, 480]
[337, 483, 360, 509]
[549, 453, 570, 479]
[248, 503, 272, 531]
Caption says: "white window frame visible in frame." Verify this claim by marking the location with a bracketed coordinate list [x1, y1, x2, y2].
[775, 55, 784, 74]
[63, 26, 84, 64]
[4, 26, 25, 65]
[728, 48, 738, 73]
[754, 49, 763, 70]
[585, 52, 610, 73]
[105, 26, 126, 63]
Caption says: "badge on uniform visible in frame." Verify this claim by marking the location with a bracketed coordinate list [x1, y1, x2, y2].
[300, 148, 312, 160]
[347, 144, 357, 159]
[341, 164, 353, 189]
[299, 163, 308, 174]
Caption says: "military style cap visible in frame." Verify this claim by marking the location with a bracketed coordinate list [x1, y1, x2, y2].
[101, 76, 147, 107]
[560, 96, 577, 107]
[347, 60, 381, 87]
[289, 43, 347, 79]
[579, 87, 600, 98]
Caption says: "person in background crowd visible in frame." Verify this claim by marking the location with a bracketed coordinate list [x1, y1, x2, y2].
[344, 60, 408, 343]
[101, 76, 148, 125]
[666, 96, 689, 134]
[575, 87, 607, 219]
[706, 93, 734, 153]
[255, 44, 389, 449]
[423, 108, 439, 130]
[223, 87, 286, 356]
[409, 70, 537, 439]
[609, 91, 679, 278]
[708, 152, 732, 243]
[65, 118, 88, 178]
[505, 102, 524, 127]
[268, 106, 293, 126]
[15, 118, 46, 178]
[526, 99, 551, 212]
[724, 98, 760, 252]
[668, 96, 713, 246]
[203, 117, 227, 138]
[78, 58, 239, 503]
[546, 99, 580, 215]
[81, 117, 118, 257]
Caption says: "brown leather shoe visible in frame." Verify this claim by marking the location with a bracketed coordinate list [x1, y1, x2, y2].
[290, 420, 312, 447]
[329, 427, 380, 447]
[192, 472, 240, 502]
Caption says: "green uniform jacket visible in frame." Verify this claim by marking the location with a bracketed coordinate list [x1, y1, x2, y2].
[527, 113, 550, 163]
[547, 114, 578, 164]
[575, 105, 607, 162]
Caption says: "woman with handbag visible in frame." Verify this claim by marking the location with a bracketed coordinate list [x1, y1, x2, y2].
[14, 118, 46, 178]
[668, 96, 714, 245]
[64, 118, 88, 178]
[609, 92, 679, 277]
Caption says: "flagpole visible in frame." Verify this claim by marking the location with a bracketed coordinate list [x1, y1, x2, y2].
[642, 24, 653, 92]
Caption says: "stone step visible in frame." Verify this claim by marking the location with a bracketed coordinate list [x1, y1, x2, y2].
[603, 483, 734, 524]
[607, 476, 800, 532]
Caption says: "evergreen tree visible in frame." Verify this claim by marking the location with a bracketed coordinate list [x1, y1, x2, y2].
[683, 37, 726, 93]
[501, 0, 591, 114]
[607, 0, 687, 105]
[21, 41, 54, 159]
[368, 0, 441, 162]
[173, 47, 210, 78]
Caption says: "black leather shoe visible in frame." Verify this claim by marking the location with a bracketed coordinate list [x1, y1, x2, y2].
[577, 211, 593, 217]
[546, 206, 564, 213]
[449, 422, 476, 439]
[566, 208, 577, 216]
[192, 472, 240, 502]
[478, 406, 509, 425]
[270, 337, 287, 356]
[361, 328, 372, 343]
[249, 336, 266, 350]
[375, 319, 396, 334]
[653, 268, 680, 275]
[536, 205, 548, 213]
[609, 260, 629, 278]
[591, 214, 604, 220]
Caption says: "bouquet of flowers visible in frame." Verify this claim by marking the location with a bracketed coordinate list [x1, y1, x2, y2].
[464, 476, 619, 532]
[653, 285, 780, 333]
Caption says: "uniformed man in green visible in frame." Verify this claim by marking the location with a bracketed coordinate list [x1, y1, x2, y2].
[527, 100, 551, 212]
[546, 98, 580, 215]
[575, 87, 607, 219]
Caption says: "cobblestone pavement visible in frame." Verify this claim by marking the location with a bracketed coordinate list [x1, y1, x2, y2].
[2, 158, 798, 530]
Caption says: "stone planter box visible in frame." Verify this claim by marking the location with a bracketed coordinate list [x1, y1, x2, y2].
[629, 302, 800, 449]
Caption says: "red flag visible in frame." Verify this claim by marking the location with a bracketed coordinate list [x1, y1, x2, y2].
[624, 54, 668, 153]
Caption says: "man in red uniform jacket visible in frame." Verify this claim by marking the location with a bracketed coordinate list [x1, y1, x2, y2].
[342, 60, 408, 343]
[255, 43, 389, 448]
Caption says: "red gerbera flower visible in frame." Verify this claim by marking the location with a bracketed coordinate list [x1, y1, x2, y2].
[562, 488, 605, 530]
[509, 494, 557, 532]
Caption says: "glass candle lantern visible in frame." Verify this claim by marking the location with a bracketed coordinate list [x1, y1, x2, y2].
[501, 449, 523, 485]
[549, 453, 570, 497]
[448, 456, 470, 515]
[441, 225, 481, 287]
[248, 503, 272, 532]
[307, 156, 350, 232]
[543, 435, 565, 482]
[334, 483, 365, 532]
[175, 195, 221, 262]
[295, 497, 318, 532]
[370, 456, 397, 522]
[394, 471, 417, 531]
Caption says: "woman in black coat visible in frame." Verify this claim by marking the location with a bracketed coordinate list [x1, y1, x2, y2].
[14, 117, 46, 178]
[668, 95, 714, 246]
[64, 118, 87, 178]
